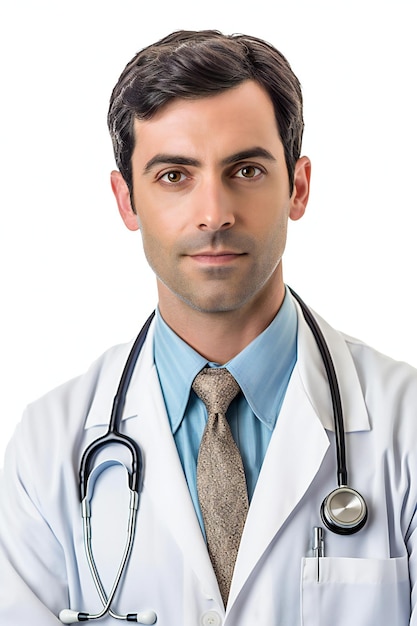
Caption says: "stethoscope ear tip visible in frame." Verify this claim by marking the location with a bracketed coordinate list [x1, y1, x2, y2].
[136, 610, 158, 624]
[59, 609, 85, 623]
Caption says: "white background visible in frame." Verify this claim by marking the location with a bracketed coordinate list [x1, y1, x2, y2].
[0, 0, 416, 465]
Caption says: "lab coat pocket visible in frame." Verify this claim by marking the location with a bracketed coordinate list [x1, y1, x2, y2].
[301, 556, 410, 626]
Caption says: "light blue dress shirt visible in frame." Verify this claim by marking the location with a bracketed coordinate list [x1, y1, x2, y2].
[153, 288, 298, 533]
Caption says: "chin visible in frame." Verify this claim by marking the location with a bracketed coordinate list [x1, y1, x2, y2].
[179, 291, 255, 315]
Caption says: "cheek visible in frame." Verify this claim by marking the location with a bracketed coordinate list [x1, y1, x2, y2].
[256, 213, 290, 265]
[140, 222, 179, 255]
[135, 189, 189, 236]
[139, 221, 179, 274]
[248, 201, 289, 241]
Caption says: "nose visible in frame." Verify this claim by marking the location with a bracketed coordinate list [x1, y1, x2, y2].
[196, 178, 235, 232]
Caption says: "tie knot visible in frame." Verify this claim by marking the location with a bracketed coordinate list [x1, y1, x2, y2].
[192, 367, 240, 416]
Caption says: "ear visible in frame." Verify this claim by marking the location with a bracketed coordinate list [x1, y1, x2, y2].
[110, 170, 140, 231]
[289, 156, 311, 221]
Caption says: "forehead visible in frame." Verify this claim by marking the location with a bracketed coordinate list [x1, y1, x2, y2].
[132, 80, 283, 162]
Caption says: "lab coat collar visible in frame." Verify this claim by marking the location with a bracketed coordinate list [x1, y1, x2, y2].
[293, 297, 370, 433]
[83, 297, 370, 434]
[84, 319, 157, 429]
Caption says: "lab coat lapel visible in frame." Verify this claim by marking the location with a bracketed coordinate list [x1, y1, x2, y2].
[228, 296, 371, 607]
[127, 326, 221, 600]
[84, 322, 220, 601]
[228, 366, 330, 606]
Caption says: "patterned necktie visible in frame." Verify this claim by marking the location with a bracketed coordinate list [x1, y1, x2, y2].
[192, 367, 249, 606]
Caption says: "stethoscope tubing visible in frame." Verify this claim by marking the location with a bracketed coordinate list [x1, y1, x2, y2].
[288, 288, 347, 487]
[79, 311, 155, 501]
[81, 491, 139, 620]
[289, 288, 367, 535]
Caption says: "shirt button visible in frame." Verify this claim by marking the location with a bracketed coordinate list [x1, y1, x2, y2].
[201, 610, 222, 626]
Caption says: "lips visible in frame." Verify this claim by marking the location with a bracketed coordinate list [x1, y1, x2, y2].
[189, 250, 246, 266]
[192, 250, 241, 256]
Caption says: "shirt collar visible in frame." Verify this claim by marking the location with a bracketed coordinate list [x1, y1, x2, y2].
[153, 287, 297, 433]
[153, 311, 207, 433]
[226, 289, 297, 428]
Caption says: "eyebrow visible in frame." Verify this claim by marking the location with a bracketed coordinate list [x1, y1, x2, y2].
[143, 154, 200, 173]
[221, 147, 276, 166]
[142, 146, 276, 174]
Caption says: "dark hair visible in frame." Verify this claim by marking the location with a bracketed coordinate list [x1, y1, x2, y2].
[108, 30, 304, 196]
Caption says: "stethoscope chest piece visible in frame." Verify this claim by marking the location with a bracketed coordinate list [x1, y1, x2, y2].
[321, 486, 368, 535]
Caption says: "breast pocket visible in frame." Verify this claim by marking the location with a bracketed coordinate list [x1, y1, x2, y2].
[301, 556, 410, 626]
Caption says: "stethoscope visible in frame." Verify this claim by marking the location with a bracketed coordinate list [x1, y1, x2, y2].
[288, 288, 368, 535]
[59, 289, 367, 623]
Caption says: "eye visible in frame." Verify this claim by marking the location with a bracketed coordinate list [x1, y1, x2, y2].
[234, 165, 263, 179]
[160, 170, 186, 184]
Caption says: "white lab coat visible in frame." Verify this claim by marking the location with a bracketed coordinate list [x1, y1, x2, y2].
[1, 298, 417, 625]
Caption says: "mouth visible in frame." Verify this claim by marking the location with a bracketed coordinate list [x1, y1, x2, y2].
[188, 250, 246, 265]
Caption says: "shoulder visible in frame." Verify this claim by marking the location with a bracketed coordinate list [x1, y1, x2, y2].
[343, 331, 417, 389]
[15, 340, 137, 451]
[342, 332, 417, 418]
[310, 306, 417, 396]
[313, 312, 417, 435]
[321, 318, 417, 464]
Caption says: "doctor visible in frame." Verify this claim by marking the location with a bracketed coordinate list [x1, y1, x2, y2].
[1, 29, 417, 625]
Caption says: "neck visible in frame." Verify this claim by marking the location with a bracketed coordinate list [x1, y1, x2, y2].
[157, 282, 286, 364]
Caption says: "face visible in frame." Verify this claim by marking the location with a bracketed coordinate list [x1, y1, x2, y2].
[112, 80, 310, 318]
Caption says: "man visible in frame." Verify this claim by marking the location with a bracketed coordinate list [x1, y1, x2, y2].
[1, 29, 417, 625]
